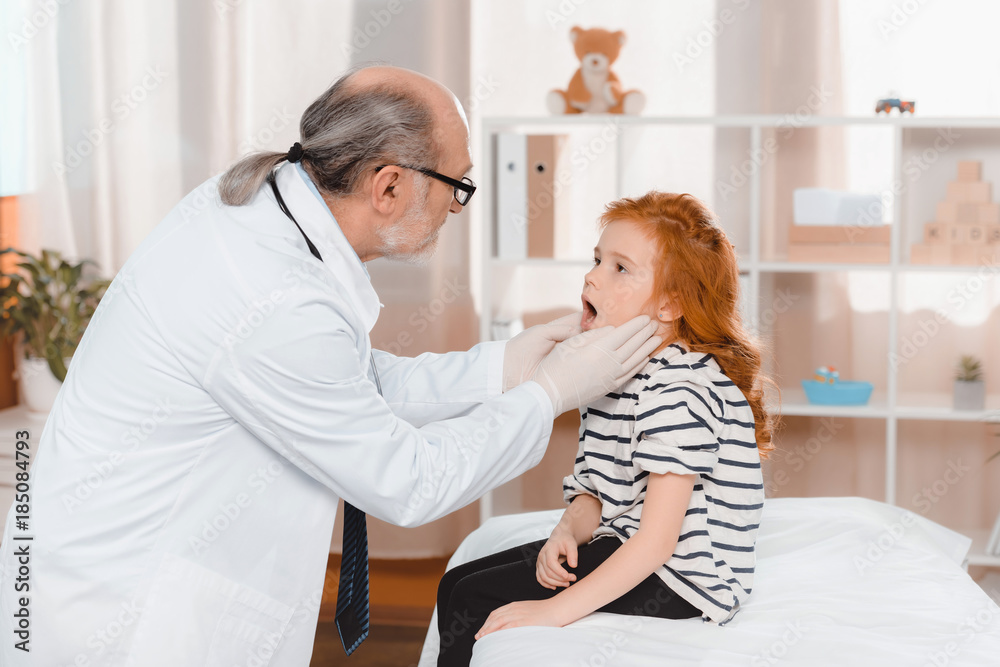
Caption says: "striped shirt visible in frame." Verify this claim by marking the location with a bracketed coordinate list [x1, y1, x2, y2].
[562, 342, 764, 624]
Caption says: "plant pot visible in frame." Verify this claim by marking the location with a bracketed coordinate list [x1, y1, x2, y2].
[953, 379, 985, 411]
[14, 355, 64, 414]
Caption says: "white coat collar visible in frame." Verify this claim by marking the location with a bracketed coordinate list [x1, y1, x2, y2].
[272, 161, 383, 333]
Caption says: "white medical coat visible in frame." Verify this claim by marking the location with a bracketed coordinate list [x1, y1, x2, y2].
[0, 162, 554, 666]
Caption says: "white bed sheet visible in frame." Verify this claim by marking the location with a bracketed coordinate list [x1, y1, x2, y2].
[418, 497, 1000, 666]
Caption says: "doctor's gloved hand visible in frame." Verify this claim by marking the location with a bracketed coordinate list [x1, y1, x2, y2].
[530, 315, 661, 416]
[502, 311, 583, 392]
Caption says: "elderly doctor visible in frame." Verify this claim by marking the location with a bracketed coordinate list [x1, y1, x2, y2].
[0, 66, 660, 665]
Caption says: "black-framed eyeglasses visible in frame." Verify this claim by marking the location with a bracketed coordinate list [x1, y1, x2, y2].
[375, 164, 476, 206]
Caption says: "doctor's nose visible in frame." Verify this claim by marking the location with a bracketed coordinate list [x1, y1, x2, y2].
[449, 198, 463, 214]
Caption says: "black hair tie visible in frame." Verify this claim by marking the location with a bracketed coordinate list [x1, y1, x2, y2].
[286, 142, 304, 163]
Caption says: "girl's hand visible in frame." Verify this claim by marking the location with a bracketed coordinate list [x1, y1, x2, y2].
[536, 528, 578, 589]
[475, 599, 569, 640]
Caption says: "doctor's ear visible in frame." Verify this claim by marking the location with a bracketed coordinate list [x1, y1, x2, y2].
[370, 165, 401, 215]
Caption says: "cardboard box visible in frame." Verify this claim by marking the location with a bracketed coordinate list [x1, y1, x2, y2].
[909, 243, 951, 265]
[787, 243, 889, 263]
[978, 203, 1000, 224]
[788, 224, 890, 244]
[946, 181, 992, 203]
[952, 244, 1000, 265]
[968, 181, 993, 203]
[957, 160, 982, 182]
[937, 201, 982, 224]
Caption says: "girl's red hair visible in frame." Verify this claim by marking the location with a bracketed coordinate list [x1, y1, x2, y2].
[600, 191, 776, 457]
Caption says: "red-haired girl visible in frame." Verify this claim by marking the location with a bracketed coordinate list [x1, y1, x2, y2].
[435, 191, 775, 666]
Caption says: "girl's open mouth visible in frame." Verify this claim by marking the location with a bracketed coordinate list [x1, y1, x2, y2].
[581, 295, 598, 330]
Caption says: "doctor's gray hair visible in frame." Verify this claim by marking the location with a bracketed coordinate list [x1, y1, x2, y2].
[218, 70, 437, 206]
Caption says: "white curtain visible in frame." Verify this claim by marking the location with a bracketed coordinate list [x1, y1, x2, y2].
[12, 0, 354, 275]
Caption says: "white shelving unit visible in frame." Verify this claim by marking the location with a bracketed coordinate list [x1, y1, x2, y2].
[473, 114, 1000, 566]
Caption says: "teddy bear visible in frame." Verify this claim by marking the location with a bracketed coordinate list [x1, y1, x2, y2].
[547, 26, 646, 115]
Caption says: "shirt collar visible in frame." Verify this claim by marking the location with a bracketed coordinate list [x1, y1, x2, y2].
[273, 161, 384, 332]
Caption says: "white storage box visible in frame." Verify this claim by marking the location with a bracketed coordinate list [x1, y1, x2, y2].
[793, 187, 883, 226]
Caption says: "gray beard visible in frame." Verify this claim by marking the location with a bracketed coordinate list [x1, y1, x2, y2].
[375, 177, 437, 265]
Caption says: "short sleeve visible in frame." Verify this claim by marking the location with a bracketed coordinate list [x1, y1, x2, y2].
[562, 407, 598, 504]
[634, 381, 720, 476]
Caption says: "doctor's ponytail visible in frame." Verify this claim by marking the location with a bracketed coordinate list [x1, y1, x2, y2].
[218, 151, 291, 206]
[218, 68, 437, 207]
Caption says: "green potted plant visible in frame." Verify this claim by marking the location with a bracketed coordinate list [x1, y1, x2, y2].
[0, 248, 111, 412]
[953, 354, 985, 411]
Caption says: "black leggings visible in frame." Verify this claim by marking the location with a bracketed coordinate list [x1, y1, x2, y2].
[435, 536, 700, 666]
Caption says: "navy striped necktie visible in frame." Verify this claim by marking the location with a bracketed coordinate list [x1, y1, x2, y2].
[268, 174, 371, 656]
[334, 353, 380, 655]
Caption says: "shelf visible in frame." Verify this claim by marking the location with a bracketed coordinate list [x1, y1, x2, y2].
[899, 263, 1000, 274]
[895, 393, 1000, 422]
[481, 115, 1000, 129]
[492, 257, 753, 274]
[757, 261, 891, 273]
[771, 390, 1000, 422]
[491, 257, 594, 268]
[772, 388, 890, 419]
[476, 113, 1000, 523]
[966, 529, 1000, 568]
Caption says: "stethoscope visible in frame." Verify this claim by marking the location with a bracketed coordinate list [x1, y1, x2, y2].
[266, 171, 382, 395]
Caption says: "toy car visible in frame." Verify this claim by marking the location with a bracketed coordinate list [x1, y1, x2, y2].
[875, 97, 915, 114]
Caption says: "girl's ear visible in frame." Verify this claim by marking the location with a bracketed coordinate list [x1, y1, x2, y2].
[656, 296, 682, 324]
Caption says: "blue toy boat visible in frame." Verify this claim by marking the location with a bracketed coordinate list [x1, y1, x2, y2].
[801, 379, 874, 406]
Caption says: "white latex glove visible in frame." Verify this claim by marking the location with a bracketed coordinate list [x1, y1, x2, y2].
[531, 315, 662, 416]
[502, 312, 583, 392]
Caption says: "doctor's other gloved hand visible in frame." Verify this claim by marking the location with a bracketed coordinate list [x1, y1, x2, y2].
[531, 315, 662, 416]
[502, 312, 583, 392]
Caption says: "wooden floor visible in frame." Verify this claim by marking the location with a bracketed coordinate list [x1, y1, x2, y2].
[310, 622, 428, 666]
[311, 555, 449, 665]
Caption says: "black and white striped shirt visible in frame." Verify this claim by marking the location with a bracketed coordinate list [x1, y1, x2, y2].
[562, 342, 764, 624]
